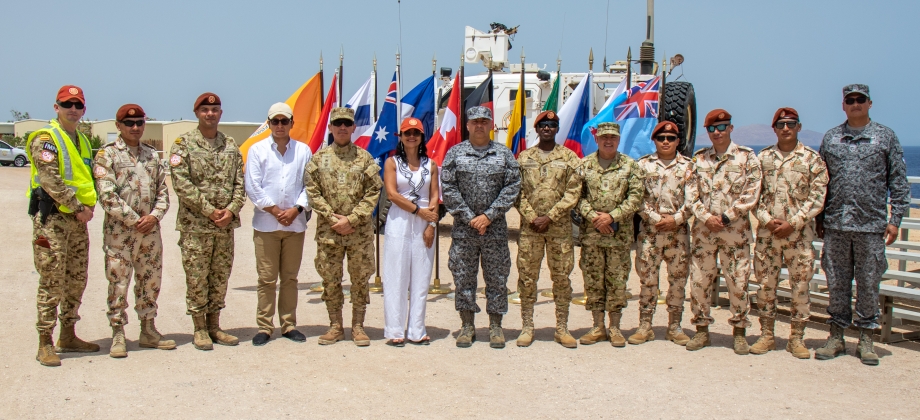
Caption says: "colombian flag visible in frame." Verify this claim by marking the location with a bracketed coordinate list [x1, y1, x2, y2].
[240, 72, 324, 163]
[506, 79, 526, 157]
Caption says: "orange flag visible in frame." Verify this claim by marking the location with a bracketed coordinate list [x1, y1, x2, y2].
[240, 72, 323, 163]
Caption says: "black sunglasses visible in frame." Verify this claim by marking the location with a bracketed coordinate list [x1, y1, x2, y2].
[537, 121, 559, 129]
[120, 119, 145, 127]
[774, 121, 798, 129]
[57, 101, 85, 110]
[331, 119, 354, 127]
[270, 118, 291, 126]
[655, 135, 679, 143]
[402, 129, 423, 137]
[844, 96, 868, 105]
[706, 124, 729, 133]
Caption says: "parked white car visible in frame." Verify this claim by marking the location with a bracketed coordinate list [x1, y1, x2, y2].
[0, 140, 29, 167]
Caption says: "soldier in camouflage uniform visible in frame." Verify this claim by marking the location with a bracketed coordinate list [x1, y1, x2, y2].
[169, 93, 246, 351]
[629, 121, 693, 346]
[815, 84, 910, 366]
[28, 85, 100, 366]
[304, 107, 382, 347]
[514, 111, 581, 348]
[685, 109, 762, 355]
[576, 122, 645, 348]
[442, 106, 522, 349]
[94, 104, 175, 358]
[750, 108, 828, 359]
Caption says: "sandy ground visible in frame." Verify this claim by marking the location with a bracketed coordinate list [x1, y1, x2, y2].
[1, 166, 919, 419]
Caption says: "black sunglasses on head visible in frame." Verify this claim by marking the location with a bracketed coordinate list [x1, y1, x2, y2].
[706, 124, 729, 133]
[270, 118, 291, 126]
[57, 101, 85, 110]
[774, 121, 798, 129]
[844, 96, 868, 105]
[331, 119, 354, 127]
[120, 119, 145, 127]
[655, 135, 679, 143]
[537, 121, 559, 129]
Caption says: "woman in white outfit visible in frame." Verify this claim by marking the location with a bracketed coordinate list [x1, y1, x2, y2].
[382, 117, 439, 346]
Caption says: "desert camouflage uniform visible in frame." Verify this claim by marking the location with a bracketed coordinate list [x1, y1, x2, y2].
[686, 142, 762, 328]
[169, 129, 245, 315]
[635, 153, 693, 314]
[753, 142, 827, 321]
[95, 138, 170, 327]
[515, 145, 582, 309]
[304, 142, 382, 311]
[576, 153, 645, 312]
[442, 140, 521, 315]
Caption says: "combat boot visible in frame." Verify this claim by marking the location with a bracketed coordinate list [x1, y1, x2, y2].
[318, 308, 345, 345]
[786, 320, 810, 359]
[665, 311, 691, 346]
[489, 314, 505, 348]
[352, 307, 371, 347]
[685, 326, 711, 351]
[815, 324, 846, 360]
[750, 318, 776, 355]
[139, 318, 176, 350]
[733, 327, 750, 355]
[110, 326, 127, 358]
[516, 304, 534, 347]
[628, 312, 655, 345]
[56, 323, 99, 353]
[607, 311, 626, 347]
[579, 310, 608, 345]
[553, 306, 577, 348]
[36, 333, 61, 367]
[856, 328, 879, 366]
[192, 314, 213, 350]
[206, 312, 239, 346]
[456, 310, 476, 348]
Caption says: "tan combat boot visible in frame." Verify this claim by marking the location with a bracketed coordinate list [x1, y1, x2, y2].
[206, 312, 239, 346]
[733, 327, 750, 355]
[685, 326, 711, 351]
[628, 312, 655, 345]
[192, 314, 213, 350]
[856, 328, 879, 366]
[109, 326, 128, 358]
[352, 307, 371, 347]
[456, 310, 476, 348]
[36, 333, 61, 367]
[665, 311, 691, 346]
[608, 311, 626, 347]
[139, 318, 176, 350]
[56, 323, 100, 353]
[579, 310, 608, 345]
[553, 306, 577, 349]
[318, 308, 345, 345]
[786, 320, 810, 359]
[489, 314, 505, 349]
[516, 304, 534, 347]
[750, 318, 776, 355]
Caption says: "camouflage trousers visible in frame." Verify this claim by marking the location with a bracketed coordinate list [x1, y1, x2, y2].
[316, 238, 374, 311]
[104, 225, 164, 327]
[449, 236, 511, 315]
[580, 245, 630, 312]
[33, 213, 89, 335]
[821, 228, 886, 330]
[179, 232, 234, 316]
[635, 225, 690, 315]
[753, 230, 814, 321]
[689, 239, 753, 328]
[516, 234, 574, 309]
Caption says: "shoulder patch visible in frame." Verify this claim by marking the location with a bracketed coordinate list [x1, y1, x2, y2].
[41, 142, 57, 154]
[169, 154, 182, 167]
[95, 149, 106, 160]
[93, 165, 107, 179]
[40, 150, 55, 163]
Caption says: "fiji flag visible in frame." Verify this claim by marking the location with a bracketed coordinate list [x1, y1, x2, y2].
[399, 75, 435, 142]
[356, 72, 399, 167]
[345, 76, 375, 143]
[581, 77, 660, 158]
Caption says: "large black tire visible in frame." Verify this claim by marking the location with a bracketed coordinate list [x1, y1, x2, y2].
[661, 81, 697, 157]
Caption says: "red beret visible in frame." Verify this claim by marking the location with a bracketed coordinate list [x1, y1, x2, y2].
[704, 109, 732, 127]
[772, 107, 799, 125]
[57, 85, 85, 104]
[116, 104, 145, 121]
[652, 121, 679, 138]
[533, 110, 559, 127]
[193, 92, 221, 111]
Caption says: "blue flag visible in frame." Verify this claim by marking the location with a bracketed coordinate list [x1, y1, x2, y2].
[400, 75, 436, 143]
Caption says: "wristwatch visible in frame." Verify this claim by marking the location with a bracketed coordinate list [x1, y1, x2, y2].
[295, 205, 304, 213]
[428, 222, 437, 228]
[721, 213, 731, 226]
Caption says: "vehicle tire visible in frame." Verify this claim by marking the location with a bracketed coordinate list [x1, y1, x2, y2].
[13, 155, 27, 167]
[0, 162, 10, 167]
[660, 81, 696, 157]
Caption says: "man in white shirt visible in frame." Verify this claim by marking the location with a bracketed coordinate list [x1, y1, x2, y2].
[245, 103, 312, 346]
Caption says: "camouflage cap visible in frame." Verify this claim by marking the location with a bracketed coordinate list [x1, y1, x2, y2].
[596, 122, 620, 137]
[330, 107, 355, 122]
[843, 84, 870, 99]
[466, 106, 492, 120]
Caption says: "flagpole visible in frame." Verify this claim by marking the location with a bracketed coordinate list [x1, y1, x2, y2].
[626, 47, 632, 91]
[370, 53, 384, 295]
[429, 51, 449, 295]
[309, 53, 326, 294]
[445, 50, 465, 300]
[373, 53, 379, 120]
[573, 48, 595, 307]
[338, 46, 344, 105]
[396, 46, 402, 128]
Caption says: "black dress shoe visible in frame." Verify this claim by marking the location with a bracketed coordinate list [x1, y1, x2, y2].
[252, 332, 271, 346]
[282, 329, 306, 342]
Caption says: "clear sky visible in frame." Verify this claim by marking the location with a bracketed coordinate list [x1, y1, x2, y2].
[2, 0, 917, 143]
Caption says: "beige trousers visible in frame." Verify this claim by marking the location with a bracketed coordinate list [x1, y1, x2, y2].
[254, 230, 305, 334]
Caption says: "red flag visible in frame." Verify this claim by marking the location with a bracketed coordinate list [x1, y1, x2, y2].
[428, 76, 462, 167]
[307, 74, 338, 153]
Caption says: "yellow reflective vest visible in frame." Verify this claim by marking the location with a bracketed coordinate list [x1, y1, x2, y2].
[26, 119, 97, 213]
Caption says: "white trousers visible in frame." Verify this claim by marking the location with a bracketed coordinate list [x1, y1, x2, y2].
[382, 218, 434, 341]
